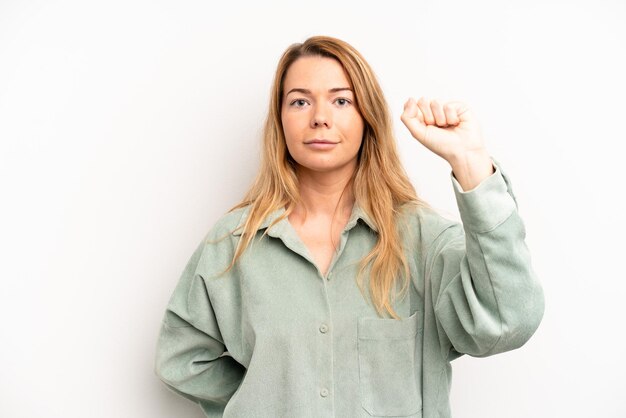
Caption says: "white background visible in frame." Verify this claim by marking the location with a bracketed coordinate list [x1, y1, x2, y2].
[1, 1, 625, 417]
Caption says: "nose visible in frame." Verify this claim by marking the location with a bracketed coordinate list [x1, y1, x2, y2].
[310, 103, 331, 128]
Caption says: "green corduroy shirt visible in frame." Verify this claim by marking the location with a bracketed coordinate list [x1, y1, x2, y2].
[154, 158, 545, 418]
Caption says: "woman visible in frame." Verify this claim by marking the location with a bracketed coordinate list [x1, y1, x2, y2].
[154, 35, 544, 418]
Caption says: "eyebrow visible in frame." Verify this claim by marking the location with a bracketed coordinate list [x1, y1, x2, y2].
[285, 87, 353, 96]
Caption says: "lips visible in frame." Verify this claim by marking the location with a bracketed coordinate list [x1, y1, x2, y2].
[304, 138, 338, 144]
[304, 139, 338, 150]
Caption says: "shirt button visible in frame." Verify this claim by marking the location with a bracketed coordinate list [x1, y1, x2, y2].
[319, 323, 328, 333]
[320, 388, 329, 397]
[327, 271, 333, 280]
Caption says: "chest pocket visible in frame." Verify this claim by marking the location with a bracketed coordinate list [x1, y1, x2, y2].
[357, 311, 423, 417]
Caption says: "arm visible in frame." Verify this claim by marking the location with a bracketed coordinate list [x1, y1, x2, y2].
[426, 159, 544, 359]
[154, 239, 245, 416]
[400, 97, 545, 358]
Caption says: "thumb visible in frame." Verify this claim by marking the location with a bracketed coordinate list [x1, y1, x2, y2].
[400, 97, 427, 142]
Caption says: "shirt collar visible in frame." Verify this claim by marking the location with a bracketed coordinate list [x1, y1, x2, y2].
[231, 201, 378, 236]
[345, 202, 378, 233]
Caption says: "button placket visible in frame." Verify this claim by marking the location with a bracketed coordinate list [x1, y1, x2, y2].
[317, 255, 335, 412]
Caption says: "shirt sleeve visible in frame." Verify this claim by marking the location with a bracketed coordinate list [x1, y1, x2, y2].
[426, 157, 545, 360]
[154, 237, 245, 416]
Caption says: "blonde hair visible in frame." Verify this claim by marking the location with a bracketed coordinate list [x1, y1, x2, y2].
[225, 35, 430, 319]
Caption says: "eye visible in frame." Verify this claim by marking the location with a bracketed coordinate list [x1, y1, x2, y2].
[290, 99, 309, 108]
[335, 97, 352, 107]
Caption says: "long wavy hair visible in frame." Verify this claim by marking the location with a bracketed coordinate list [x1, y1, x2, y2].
[224, 35, 430, 319]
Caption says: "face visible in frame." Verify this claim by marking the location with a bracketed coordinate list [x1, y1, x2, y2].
[281, 56, 365, 176]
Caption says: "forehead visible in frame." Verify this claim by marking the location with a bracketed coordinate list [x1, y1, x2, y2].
[283, 56, 352, 90]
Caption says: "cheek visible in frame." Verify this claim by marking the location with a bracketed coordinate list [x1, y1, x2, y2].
[281, 113, 300, 140]
[340, 113, 365, 142]
[281, 119, 292, 145]
[281, 115, 301, 157]
[354, 118, 365, 138]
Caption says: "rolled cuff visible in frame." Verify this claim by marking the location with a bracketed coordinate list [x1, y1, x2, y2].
[450, 157, 518, 233]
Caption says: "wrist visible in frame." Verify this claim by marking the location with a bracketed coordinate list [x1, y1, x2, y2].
[449, 149, 494, 191]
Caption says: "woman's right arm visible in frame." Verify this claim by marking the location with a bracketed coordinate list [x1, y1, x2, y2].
[154, 239, 245, 417]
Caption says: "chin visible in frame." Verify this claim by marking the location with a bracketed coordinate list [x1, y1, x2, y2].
[294, 159, 355, 175]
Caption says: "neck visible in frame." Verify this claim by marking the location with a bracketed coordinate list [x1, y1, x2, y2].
[291, 163, 356, 218]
